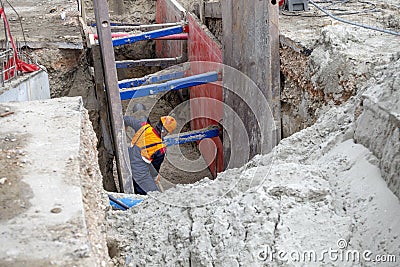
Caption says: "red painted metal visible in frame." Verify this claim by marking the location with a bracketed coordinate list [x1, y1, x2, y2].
[154, 33, 188, 40]
[0, 8, 40, 81]
[155, 0, 185, 58]
[187, 14, 224, 177]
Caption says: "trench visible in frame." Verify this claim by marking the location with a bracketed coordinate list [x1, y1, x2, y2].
[114, 40, 213, 190]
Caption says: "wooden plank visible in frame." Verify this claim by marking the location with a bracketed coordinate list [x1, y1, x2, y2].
[93, 0, 133, 193]
[204, 1, 222, 19]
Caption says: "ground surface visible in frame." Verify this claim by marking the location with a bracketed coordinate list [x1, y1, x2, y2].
[279, 0, 400, 137]
[2, 0, 82, 48]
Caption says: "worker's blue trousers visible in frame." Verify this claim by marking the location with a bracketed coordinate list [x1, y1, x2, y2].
[128, 145, 159, 195]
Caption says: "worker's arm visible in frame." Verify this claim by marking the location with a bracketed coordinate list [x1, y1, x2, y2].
[124, 116, 146, 132]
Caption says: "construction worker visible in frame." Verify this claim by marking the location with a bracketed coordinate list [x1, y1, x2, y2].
[124, 114, 177, 195]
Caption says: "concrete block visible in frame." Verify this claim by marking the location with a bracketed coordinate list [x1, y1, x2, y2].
[0, 70, 50, 103]
[287, 0, 309, 11]
[0, 97, 109, 266]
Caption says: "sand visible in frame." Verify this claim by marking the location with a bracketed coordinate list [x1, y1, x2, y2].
[107, 84, 400, 266]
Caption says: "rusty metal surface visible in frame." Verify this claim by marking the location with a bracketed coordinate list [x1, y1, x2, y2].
[92, 0, 133, 193]
[222, 0, 281, 169]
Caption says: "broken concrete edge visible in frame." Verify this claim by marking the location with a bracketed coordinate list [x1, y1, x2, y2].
[79, 100, 113, 266]
[0, 97, 110, 266]
[0, 41, 83, 50]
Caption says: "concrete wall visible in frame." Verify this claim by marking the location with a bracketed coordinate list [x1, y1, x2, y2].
[0, 70, 50, 103]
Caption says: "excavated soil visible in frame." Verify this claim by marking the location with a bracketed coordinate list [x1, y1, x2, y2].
[107, 57, 400, 265]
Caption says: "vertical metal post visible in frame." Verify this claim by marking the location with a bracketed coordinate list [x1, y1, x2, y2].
[222, 0, 281, 168]
[92, 0, 133, 193]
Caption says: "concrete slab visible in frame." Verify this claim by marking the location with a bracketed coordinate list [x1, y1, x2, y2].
[0, 97, 109, 266]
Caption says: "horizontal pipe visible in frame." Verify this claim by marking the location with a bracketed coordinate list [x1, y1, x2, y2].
[118, 71, 185, 89]
[154, 34, 188, 40]
[112, 25, 184, 46]
[120, 71, 219, 100]
[116, 57, 183, 68]
[164, 126, 220, 147]
[93, 33, 188, 40]
[111, 22, 184, 31]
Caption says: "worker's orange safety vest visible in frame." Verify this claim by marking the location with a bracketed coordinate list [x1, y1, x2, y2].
[131, 124, 166, 162]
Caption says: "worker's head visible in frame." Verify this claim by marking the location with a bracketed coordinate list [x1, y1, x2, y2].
[160, 116, 177, 135]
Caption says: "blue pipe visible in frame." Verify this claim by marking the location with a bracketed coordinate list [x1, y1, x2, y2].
[119, 71, 219, 100]
[118, 71, 185, 89]
[164, 126, 220, 147]
[112, 25, 184, 47]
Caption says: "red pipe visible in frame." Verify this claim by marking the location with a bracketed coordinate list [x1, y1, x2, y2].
[154, 34, 188, 40]
[93, 33, 188, 40]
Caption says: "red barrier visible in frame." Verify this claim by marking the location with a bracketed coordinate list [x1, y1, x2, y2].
[156, 0, 185, 58]
[187, 14, 223, 177]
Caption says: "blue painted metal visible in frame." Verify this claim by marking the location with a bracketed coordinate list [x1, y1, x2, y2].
[116, 57, 182, 68]
[112, 25, 184, 46]
[118, 71, 185, 89]
[120, 71, 219, 100]
[164, 126, 220, 147]
[109, 197, 143, 210]
[91, 22, 141, 27]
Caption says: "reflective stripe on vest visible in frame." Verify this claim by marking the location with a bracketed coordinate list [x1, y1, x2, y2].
[131, 124, 166, 161]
